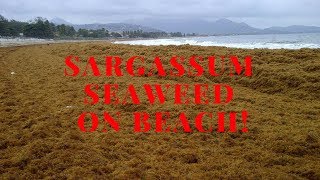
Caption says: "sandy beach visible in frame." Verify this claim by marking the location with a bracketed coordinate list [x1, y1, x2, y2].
[0, 42, 319, 179]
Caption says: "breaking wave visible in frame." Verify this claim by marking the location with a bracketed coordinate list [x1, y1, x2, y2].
[115, 33, 320, 49]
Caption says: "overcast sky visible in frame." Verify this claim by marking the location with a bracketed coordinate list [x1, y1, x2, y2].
[0, 0, 319, 28]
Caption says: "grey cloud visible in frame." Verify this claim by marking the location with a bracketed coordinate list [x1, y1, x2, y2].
[0, 0, 319, 27]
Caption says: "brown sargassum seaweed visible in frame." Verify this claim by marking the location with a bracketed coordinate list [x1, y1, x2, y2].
[0, 42, 319, 179]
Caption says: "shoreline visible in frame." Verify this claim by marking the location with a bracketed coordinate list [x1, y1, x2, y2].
[2, 32, 320, 49]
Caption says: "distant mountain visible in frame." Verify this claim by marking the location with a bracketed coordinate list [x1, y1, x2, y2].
[50, 18, 73, 25]
[264, 25, 320, 34]
[208, 18, 260, 34]
[50, 18, 163, 33]
[136, 18, 320, 35]
[135, 18, 260, 35]
[72, 23, 163, 33]
[50, 17, 320, 35]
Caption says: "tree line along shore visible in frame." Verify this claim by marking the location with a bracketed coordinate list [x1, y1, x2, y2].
[0, 15, 197, 39]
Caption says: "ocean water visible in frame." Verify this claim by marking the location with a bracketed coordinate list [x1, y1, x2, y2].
[114, 33, 320, 49]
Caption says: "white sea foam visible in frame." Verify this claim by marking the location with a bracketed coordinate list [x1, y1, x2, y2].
[114, 33, 320, 49]
[114, 38, 320, 49]
[0, 37, 51, 47]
